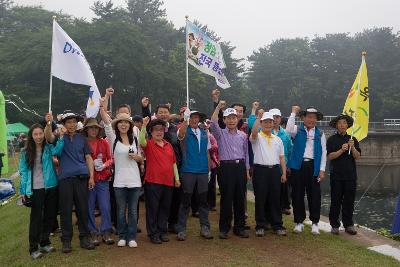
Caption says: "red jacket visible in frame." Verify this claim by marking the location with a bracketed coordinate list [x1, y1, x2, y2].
[88, 138, 113, 182]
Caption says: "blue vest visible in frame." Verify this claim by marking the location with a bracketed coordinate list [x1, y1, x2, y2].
[288, 124, 322, 177]
[181, 128, 209, 174]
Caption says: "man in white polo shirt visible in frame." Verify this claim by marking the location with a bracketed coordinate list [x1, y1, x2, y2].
[250, 110, 287, 237]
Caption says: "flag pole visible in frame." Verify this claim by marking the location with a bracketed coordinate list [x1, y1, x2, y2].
[49, 15, 56, 113]
[349, 51, 366, 154]
[185, 15, 189, 109]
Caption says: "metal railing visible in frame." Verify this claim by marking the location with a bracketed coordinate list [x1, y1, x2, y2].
[293, 116, 400, 131]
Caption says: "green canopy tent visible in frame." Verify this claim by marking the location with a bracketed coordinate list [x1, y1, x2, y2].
[7, 123, 29, 136]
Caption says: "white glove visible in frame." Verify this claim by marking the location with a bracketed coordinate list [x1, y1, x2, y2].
[184, 108, 191, 122]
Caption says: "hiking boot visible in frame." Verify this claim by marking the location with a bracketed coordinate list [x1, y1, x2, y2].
[200, 226, 213, 239]
[331, 227, 339, 235]
[80, 236, 95, 250]
[90, 232, 100, 246]
[293, 223, 304, 233]
[233, 229, 249, 238]
[274, 229, 287, 236]
[255, 228, 265, 237]
[176, 231, 186, 241]
[311, 224, 320, 235]
[345, 226, 357, 235]
[219, 232, 228, 239]
[150, 236, 162, 244]
[62, 241, 72, 253]
[160, 234, 170, 242]
[102, 232, 115, 245]
[39, 244, 56, 253]
[30, 250, 44, 260]
[192, 212, 199, 218]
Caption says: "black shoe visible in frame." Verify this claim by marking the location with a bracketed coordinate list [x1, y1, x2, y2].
[209, 207, 217, 211]
[160, 234, 170, 242]
[150, 236, 162, 244]
[80, 236, 95, 250]
[219, 232, 228, 239]
[62, 241, 72, 253]
[234, 230, 249, 238]
[244, 225, 251, 230]
[345, 226, 357, 235]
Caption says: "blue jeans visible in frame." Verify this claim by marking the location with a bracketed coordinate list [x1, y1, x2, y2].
[88, 181, 112, 234]
[114, 187, 140, 241]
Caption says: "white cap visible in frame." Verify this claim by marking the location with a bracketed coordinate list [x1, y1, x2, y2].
[223, 108, 237, 117]
[260, 112, 274, 121]
[269, 108, 282, 117]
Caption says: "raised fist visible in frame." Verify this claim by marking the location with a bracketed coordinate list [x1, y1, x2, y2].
[218, 100, 226, 109]
[105, 88, 114, 96]
[257, 109, 265, 119]
[143, 116, 150, 127]
[45, 112, 53, 123]
[252, 101, 260, 110]
[212, 89, 221, 101]
[292, 105, 301, 114]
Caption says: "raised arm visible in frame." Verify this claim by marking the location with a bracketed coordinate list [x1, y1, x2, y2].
[44, 113, 56, 144]
[141, 97, 151, 119]
[250, 109, 264, 141]
[139, 117, 150, 148]
[286, 105, 300, 138]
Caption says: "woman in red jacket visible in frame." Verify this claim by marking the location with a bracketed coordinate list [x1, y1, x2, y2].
[83, 118, 114, 246]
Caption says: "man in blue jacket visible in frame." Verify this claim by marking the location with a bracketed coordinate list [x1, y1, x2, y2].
[176, 110, 213, 241]
[286, 106, 327, 235]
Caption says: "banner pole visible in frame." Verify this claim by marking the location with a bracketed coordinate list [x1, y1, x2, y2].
[185, 15, 189, 109]
[349, 51, 366, 154]
[49, 15, 56, 113]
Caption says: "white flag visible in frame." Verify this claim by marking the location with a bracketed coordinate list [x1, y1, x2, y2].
[51, 21, 100, 118]
[186, 20, 231, 89]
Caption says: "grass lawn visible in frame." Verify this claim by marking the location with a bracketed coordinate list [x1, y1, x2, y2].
[0, 155, 399, 266]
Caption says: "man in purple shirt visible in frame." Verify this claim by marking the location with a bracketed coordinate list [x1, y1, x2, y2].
[211, 101, 250, 239]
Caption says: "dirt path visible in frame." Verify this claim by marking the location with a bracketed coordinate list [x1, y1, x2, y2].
[93, 201, 351, 267]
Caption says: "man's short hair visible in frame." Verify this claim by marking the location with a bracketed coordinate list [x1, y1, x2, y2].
[117, 104, 131, 114]
[155, 104, 170, 114]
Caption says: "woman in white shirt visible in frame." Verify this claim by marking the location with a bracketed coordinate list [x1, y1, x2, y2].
[100, 106, 144, 248]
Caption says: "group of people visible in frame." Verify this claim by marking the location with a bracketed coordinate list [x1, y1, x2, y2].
[18, 88, 361, 259]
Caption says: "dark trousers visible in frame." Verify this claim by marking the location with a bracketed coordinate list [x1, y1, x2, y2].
[218, 161, 247, 233]
[168, 186, 182, 229]
[253, 165, 283, 230]
[176, 173, 210, 232]
[145, 183, 173, 238]
[191, 184, 199, 214]
[109, 179, 117, 228]
[207, 168, 217, 208]
[29, 187, 58, 253]
[329, 179, 357, 228]
[59, 177, 90, 242]
[280, 179, 291, 210]
[290, 161, 321, 224]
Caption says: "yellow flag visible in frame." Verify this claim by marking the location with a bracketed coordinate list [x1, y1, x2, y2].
[342, 52, 369, 141]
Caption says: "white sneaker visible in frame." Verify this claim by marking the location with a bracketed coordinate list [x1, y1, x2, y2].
[293, 223, 304, 233]
[311, 224, 320, 235]
[117, 239, 126, 247]
[128, 240, 138, 248]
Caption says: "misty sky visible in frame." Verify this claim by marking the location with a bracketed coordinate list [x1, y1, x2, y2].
[13, 0, 400, 59]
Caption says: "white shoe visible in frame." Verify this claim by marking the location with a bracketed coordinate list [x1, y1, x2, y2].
[128, 240, 138, 248]
[117, 239, 126, 247]
[311, 224, 320, 235]
[293, 223, 304, 233]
